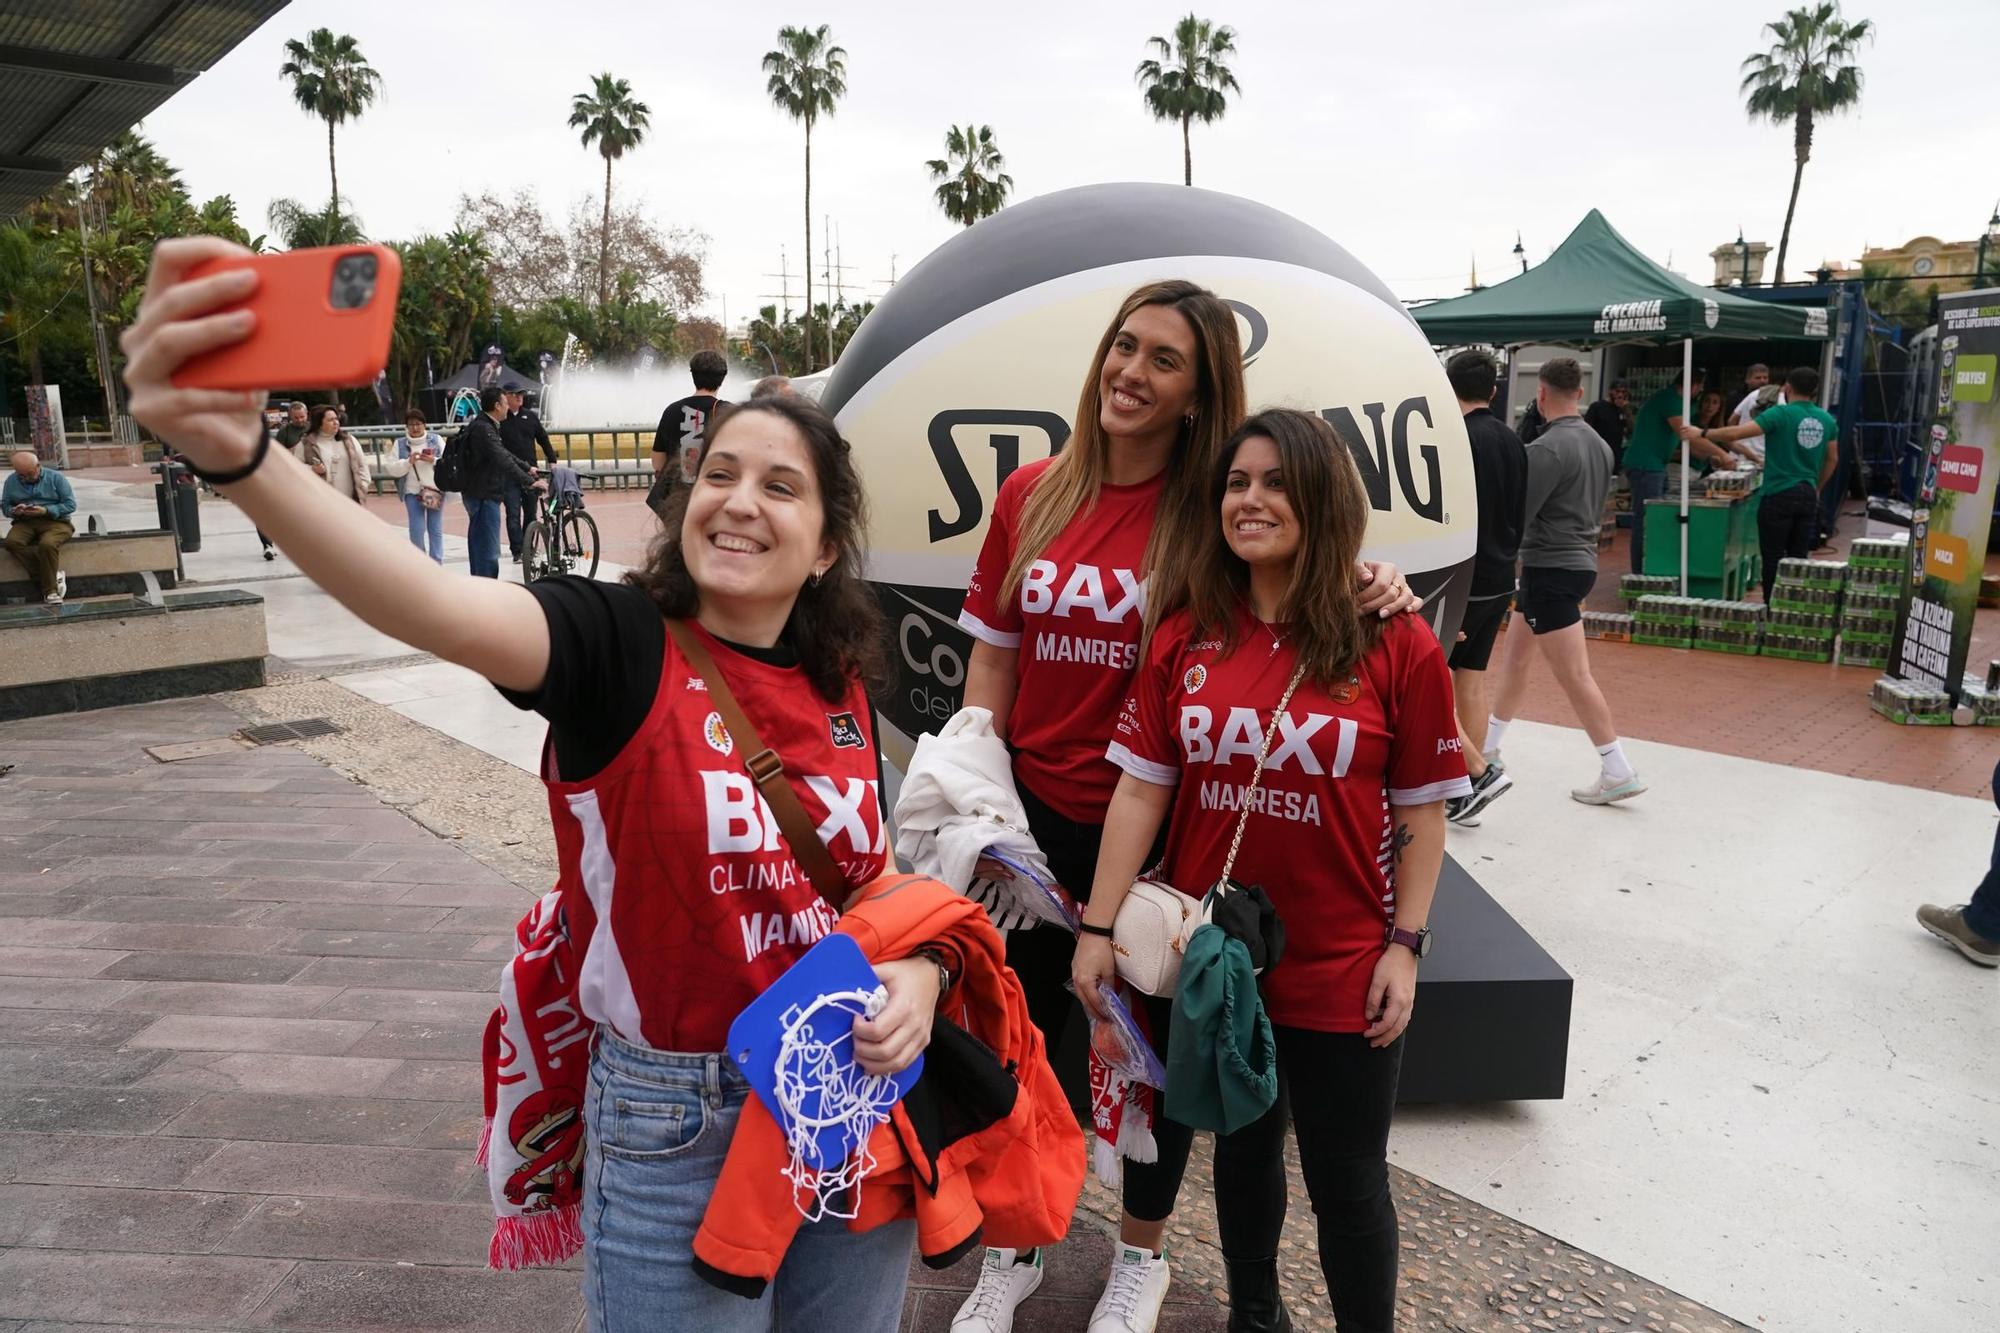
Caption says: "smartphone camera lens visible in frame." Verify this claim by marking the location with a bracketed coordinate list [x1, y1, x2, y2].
[329, 252, 377, 310]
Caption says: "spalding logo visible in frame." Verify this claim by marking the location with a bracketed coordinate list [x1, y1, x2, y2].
[702, 712, 733, 757]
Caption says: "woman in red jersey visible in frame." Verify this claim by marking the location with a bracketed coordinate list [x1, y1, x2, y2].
[950, 280, 1417, 1333]
[121, 238, 947, 1332]
[1083, 408, 1469, 1333]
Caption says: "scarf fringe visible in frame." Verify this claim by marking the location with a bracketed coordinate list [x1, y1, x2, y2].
[473, 1115, 493, 1169]
[1092, 1136, 1121, 1188]
[1115, 1111, 1157, 1165]
[488, 1204, 584, 1271]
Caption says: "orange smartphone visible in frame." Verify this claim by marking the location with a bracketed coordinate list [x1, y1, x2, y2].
[172, 245, 401, 391]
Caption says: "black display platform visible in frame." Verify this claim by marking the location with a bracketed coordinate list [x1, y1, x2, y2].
[1046, 853, 1571, 1109]
[1398, 853, 1572, 1103]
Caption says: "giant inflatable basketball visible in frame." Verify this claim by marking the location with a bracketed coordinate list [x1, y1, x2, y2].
[821, 183, 1474, 764]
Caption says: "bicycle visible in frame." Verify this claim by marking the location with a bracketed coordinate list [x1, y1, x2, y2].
[521, 469, 600, 582]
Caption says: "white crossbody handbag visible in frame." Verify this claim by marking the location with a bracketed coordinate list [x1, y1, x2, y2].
[1110, 662, 1305, 995]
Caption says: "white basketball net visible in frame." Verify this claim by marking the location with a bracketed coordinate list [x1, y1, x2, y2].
[772, 985, 900, 1221]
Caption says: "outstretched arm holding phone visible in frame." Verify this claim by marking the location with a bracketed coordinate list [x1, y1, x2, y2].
[122, 238, 553, 693]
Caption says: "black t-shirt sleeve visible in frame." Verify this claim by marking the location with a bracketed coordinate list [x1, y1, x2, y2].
[495, 576, 665, 781]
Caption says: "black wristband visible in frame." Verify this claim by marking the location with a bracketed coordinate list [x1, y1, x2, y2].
[177, 422, 272, 486]
[1077, 921, 1115, 939]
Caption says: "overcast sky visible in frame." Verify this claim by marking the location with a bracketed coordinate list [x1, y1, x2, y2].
[142, 0, 1994, 328]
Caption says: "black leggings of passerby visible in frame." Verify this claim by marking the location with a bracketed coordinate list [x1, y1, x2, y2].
[1969, 760, 2000, 943]
[1757, 481, 1818, 601]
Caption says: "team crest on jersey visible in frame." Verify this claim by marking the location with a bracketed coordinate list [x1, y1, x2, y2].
[1183, 664, 1208, 694]
[828, 711, 867, 750]
[1332, 675, 1361, 704]
[702, 711, 733, 756]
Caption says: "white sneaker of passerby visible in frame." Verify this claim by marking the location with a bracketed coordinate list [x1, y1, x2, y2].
[1571, 771, 1647, 805]
[1089, 1243, 1170, 1333]
[951, 1246, 1044, 1333]
[54, 571, 66, 600]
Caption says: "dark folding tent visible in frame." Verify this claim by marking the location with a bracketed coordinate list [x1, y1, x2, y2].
[418, 362, 543, 422]
[1413, 210, 1831, 589]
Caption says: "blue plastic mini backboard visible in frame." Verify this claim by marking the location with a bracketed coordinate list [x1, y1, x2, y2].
[727, 933, 923, 1170]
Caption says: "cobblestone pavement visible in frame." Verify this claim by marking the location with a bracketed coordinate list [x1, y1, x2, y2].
[0, 686, 1755, 1332]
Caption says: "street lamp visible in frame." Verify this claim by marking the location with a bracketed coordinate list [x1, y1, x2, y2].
[1513, 232, 1526, 274]
[1736, 229, 1750, 287]
[1977, 203, 2000, 286]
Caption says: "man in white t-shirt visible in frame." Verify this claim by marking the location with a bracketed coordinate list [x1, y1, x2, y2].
[1729, 363, 1771, 425]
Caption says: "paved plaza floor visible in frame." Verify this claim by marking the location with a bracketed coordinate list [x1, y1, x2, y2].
[1, 475, 1992, 1332]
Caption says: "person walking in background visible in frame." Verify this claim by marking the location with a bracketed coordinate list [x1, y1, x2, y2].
[386, 409, 446, 564]
[1917, 758, 2000, 968]
[304, 404, 371, 505]
[3, 450, 77, 604]
[1679, 366, 1838, 603]
[1583, 380, 1630, 459]
[750, 374, 794, 399]
[459, 386, 545, 579]
[1487, 358, 1645, 806]
[501, 386, 558, 561]
[649, 350, 729, 513]
[1441, 350, 1525, 827]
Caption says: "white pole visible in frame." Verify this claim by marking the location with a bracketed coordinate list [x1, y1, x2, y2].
[1678, 336, 1692, 595]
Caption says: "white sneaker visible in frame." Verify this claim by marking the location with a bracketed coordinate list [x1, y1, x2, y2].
[952, 1247, 1044, 1332]
[1089, 1243, 1170, 1333]
[54, 570, 66, 600]
[1571, 771, 1647, 805]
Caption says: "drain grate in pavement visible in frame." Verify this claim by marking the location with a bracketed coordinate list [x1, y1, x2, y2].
[238, 717, 344, 746]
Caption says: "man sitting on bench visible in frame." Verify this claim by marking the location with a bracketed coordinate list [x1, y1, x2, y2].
[3, 450, 78, 605]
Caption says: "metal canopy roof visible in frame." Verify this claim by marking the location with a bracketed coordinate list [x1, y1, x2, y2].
[0, 0, 289, 217]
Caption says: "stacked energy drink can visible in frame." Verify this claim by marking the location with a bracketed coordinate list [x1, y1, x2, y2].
[1691, 600, 1764, 655]
[1869, 676, 1951, 726]
[1581, 610, 1634, 641]
[1766, 559, 1843, 662]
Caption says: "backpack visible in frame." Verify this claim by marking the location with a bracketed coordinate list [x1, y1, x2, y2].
[433, 426, 469, 492]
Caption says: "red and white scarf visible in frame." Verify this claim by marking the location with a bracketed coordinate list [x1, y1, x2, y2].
[479, 887, 590, 1270]
[1086, 995, 1159, 1187]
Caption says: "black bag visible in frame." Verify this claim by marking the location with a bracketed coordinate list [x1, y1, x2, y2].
[432, 427, 469, 492]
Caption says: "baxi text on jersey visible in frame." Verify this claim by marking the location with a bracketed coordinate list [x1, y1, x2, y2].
[699, 769, 884, 877]
[1179, 704, 1358, 776]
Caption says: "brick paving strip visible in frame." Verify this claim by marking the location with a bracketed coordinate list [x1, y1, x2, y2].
[0, 686, 1753, 1333]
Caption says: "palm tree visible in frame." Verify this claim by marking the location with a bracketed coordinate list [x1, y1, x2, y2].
[266, 197, 367, 250]
[927, 125, 1013, 228]
[763, 25, 847, 372]
[567, 73, 652, 311]
[1740, 3, 1872, 284]
[278, 29, 381, 244]
[1136, 14, 1241, 186]
[92, 132, 182, 214]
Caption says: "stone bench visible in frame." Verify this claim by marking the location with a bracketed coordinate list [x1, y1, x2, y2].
[0, 588, 267, 721]
[0, 528, 179, 603]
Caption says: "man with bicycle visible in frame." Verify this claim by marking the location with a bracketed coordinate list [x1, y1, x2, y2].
[501, 386, 558, 562]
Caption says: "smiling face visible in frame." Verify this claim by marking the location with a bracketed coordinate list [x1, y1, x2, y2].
[1097, 303, 1201, 447]
[1221, 434, 1301, 573]
[680, 410, 836, 617]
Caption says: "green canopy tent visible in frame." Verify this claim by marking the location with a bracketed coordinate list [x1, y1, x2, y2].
[1413, 210, 1831, 591]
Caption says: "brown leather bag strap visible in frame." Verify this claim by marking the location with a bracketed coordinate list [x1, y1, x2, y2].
[665, 619, 850, 912]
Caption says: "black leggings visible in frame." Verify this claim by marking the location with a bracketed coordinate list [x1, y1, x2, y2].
[1007, 781, 1183, 1224]
[1757, 481, 1819, 601]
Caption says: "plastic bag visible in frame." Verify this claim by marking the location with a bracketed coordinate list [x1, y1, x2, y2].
[1077, 978, 1165, 1088]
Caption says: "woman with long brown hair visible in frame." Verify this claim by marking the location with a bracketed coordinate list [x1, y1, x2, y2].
[119, 238, 954, 1331]
[1081, 408, 1468, 1332]
[950, 281, 1417, 1333]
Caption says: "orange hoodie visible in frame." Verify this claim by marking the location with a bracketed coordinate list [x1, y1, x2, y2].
[692, 874, 1084, 1296]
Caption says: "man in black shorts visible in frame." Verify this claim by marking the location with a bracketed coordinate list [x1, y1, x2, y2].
[1441, 349, 1525, 825]
[1486, 357, 1646, 805]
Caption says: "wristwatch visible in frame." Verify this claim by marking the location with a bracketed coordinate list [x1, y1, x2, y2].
[1385, 924, 1432, 957]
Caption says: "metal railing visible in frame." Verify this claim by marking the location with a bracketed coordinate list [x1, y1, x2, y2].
[346, 424, 658, 492]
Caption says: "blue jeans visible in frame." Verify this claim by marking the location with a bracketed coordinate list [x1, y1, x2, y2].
[583, 1029, 916, 1333]
[502, 477, 527, 556]
[1965, 760, 2000, 943]
[1627, 469, 1666, 574]
[463, 496, 502, 578]
[403, 493, 444, 564]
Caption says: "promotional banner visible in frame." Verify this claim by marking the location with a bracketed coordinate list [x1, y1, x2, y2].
[1893, 288, 2000, 701]
[821, 184, 1476, 766]
[25, 385, 65, 466]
